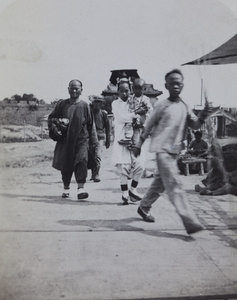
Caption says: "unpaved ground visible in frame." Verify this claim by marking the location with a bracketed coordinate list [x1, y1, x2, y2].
[1, 136, 236, 190]
[0, 139, 237, 300]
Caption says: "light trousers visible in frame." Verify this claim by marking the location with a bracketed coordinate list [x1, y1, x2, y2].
[140, 152, 201, 224]
[117, 152, 144, 185]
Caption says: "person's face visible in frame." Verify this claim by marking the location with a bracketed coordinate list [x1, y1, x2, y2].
[68, 81, 83, 99]
[118, 83, 130, 101]
[195, 134, 201, 141]
[93, 101, 102, 110]
[165, 73, 184, 98]
[133, 84, 144, 97]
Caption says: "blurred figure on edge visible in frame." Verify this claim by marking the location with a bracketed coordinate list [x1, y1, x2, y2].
[132, 69, 214, 235]
[48, 80, 98, 200]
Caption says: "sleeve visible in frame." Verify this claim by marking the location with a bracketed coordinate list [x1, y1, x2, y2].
[203, 140, 208, 150]
[48, 100, 63, 130]
[186, 106, 203, 130]
[103, 111, 110, 142]
[87, 105, 98, 146]
[112, 100, 136, 123]
[143, 96, 153, 113]
[188, 140, 194, 149]
[136, 104, 161, 148]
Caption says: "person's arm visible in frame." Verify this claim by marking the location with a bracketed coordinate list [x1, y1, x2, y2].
[203, 140, 208, 150]
[188, 140, 194, 150]
[187, 101, 214, 130]
[87, 105, 98, 147]
[48, 100, 62, 127]
[103, 111, 110, 149]
[132, 104, 162, 157]
[48, 100, 64, 139]
[137, 105, 161, 147]
[143, 96, 153, 114]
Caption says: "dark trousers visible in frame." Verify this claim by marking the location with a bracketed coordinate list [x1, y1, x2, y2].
[61, 159, 88, 188]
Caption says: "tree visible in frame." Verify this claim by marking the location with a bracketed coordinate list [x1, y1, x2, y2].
[39, 99, 46, 105]
[3, 97, 11, 103]
[11, 94, 22, 103]
[22, 93, 36, 104]
[50, 99, 59, 105]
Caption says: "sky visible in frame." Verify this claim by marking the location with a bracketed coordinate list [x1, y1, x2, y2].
[0, 0, 236, 108]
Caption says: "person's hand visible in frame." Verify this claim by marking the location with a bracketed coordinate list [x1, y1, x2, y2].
[105, 140, 110, 149]
[204, 101, 214, 113]
[199, 99, 216, 122]
[59, 123, 68, 133]
[135, 106, 148, 115]
[132, 146, 141, 157]
[53, 126, 62, 137]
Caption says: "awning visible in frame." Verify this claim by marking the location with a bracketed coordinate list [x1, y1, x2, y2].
[182, 34, 237, 65]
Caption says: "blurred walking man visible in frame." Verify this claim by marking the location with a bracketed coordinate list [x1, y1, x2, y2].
[133, 69, 213, 234]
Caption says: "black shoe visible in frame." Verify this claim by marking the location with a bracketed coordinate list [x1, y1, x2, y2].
[77, 188, 89, 200]
[62, 192, 69, 198]
[94, 175, 101, 182]
[129, 190, 142, 202]
[137, 207, 155, 222]
[195, 185, 202, 192]
[122, 196, 129, 205]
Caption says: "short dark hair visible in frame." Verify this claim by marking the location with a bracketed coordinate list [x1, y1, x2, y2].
[194, 131, 202, 138]
[133, 78, 146, 87]
[165, 69, 184, 81]
[69, 79, 83, 88]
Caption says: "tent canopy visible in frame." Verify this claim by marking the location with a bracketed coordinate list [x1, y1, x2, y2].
[182, 34, 237, 65]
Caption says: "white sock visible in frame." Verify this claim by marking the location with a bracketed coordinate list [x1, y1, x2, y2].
[130, 187, 136, 193]
[122, 190, 129, 198]
[77, 187, 85, 193]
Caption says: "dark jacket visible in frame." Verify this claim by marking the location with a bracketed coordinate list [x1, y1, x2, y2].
[48, 99, 98, 171]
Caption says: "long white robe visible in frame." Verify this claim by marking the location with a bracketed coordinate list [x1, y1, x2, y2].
[111, 98, 136, 165]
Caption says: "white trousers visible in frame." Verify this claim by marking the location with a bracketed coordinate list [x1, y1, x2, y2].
[116, 152, 144, 185]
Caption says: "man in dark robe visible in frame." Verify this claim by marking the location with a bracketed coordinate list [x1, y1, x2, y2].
[89, 96, 110, 182]
[48, 80, 98, 200]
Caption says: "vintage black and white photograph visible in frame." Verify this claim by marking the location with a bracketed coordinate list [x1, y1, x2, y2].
[0, 0, 237, 299]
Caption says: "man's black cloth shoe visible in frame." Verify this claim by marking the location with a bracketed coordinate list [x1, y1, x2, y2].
[129, 190, 142, 202]
[62, 192, 69, 198]
[77, 188, 89, 200]
[122, 196, 129, 205]
[137, 207, 155, 222]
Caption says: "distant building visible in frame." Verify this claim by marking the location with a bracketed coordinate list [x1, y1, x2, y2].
[194, 106, 237, 138]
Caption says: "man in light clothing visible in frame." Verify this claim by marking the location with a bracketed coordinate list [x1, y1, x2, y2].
[133, 69, 213, 235]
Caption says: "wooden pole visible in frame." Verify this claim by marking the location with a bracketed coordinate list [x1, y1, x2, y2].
[200, 78, 203, 106]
